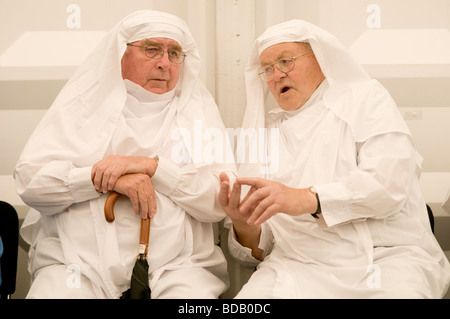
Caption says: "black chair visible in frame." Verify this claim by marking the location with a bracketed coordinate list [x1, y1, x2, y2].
[0, 201, 19, 299]
[426, 204, 434, 234]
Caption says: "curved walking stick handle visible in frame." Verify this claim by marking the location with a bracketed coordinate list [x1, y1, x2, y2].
[104, 191, 151, 257]
[104, 191, 123, 223]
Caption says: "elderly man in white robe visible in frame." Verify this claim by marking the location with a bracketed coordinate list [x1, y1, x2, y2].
[219, 20, 450, 298]
[15, 10, 235, 299]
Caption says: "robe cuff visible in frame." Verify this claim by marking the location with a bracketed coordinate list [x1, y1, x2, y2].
[68, 166, 100, 202]
[151, 156, 181, 196]
[225, 218, 273, 267]
[258, 222, 274, 258]
[227, 226, 261, 267]
[314, 182, 362, 227]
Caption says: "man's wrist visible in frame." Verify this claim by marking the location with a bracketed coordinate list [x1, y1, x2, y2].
[147, 155, 159, 177]
[308, 186, 322, 219]
[232, 222, 264, 260]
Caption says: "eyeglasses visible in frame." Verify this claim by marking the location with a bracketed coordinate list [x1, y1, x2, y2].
[126, 43, 187, 64]
[258, 50, 312, 80]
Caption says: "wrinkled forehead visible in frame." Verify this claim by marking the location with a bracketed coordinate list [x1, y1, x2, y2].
[141, 38, 182, 49]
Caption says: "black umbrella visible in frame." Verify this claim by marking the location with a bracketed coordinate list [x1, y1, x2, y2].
[104, 191, 151, 299]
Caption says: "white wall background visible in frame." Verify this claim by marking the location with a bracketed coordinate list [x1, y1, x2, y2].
[1, 0, 449, 298]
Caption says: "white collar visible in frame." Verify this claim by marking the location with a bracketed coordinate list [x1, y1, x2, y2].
[124, 79, 175, 103]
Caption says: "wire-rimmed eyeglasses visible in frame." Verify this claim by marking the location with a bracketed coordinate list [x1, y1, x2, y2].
[126, 43, 187, 64]
[258, 50, 312, 81]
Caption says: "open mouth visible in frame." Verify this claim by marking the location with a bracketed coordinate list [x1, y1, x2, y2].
[280, 86, 291, 94]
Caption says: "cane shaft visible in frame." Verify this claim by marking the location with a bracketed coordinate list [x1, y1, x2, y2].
[139, 218, 151, 256]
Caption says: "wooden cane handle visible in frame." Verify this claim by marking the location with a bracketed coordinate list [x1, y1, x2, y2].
[104, 191, 123, 223]
[104, 191, 151, 256]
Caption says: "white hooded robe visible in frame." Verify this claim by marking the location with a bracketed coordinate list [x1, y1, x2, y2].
[227, 20, 450, 299]
[16, 10, 235, 299]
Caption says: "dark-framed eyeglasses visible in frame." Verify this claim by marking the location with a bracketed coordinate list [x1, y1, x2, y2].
[126, 43, 187, 64]
[258, 50, 312, 80]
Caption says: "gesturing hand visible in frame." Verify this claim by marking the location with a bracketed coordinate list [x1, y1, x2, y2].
[218, 172, 264, 260]
[218, 173, 247, 222]
[237, 177, 316, 225]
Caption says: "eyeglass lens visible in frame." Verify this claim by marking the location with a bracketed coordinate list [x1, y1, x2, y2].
[261, 58, 295, 79]
[145, 47, 185, 64]
[259, 50, 312, 80]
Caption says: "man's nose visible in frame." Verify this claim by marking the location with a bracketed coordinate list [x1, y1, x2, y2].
[155, 51, 171, 70]
[272, 67, 287, 82]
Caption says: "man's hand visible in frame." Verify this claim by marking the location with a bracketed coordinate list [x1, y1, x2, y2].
[218, 172, 263, 260]
[91, 155, 158, 193]
[113, 173, 157, 219]
[237, 177, 316, 225]
[218, 172, 250, 224]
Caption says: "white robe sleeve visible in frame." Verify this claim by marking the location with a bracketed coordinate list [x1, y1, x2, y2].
[15, 161, 100, 215]
[315, 132, 418, 228]
[151, 156, 233, 223]
[225, 218, 274, 266]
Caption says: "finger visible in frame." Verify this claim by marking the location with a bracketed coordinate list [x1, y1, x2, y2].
[247, 195, 272, 224]
[91, 167, 98, 190]
[219, 172, 230, 184]
[91, 165, 96, 182]
[101, 168, 113, 194]
[149, 192, 157, 219]
[128, 190, 141, 216]
[92, 167, 105, 192]
[240, 187, 270, 213]
[236, 177, 266, 188]
[252, 205, 279, 225]
[139, 191, 149, 219]
[147, 184, 157, 219]
[102, 162, 127, 192]
[107, 170, 123, 192]
[143, 178, 157, 219]
[228, 182, 241, 209]
[241, 185, 257, 207]
[218, 181, 230, 207]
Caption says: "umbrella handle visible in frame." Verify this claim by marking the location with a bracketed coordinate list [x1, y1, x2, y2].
[104, 191, 151, 257]
[104, 191, 123, 223]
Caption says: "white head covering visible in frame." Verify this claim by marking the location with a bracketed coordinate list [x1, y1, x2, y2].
[16, 10, 234, 178]
[240, 19, 416, 177]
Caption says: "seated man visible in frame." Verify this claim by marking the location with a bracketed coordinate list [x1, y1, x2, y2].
[15, 10, 235, 299]
[219, 19, 450, 298]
